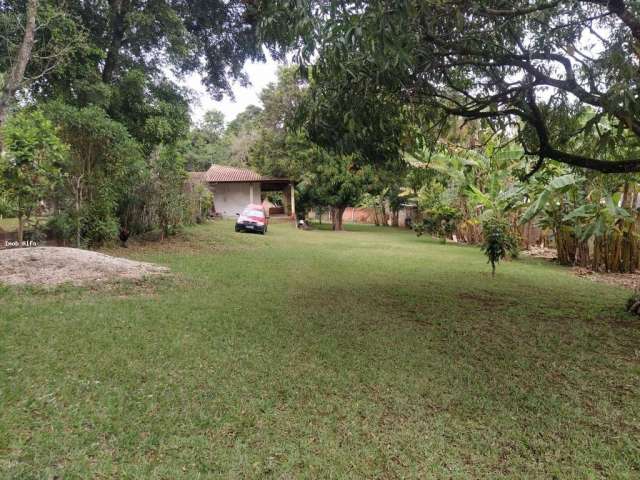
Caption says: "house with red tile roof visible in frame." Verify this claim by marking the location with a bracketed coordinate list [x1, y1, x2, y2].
[189, 165, 295, 219]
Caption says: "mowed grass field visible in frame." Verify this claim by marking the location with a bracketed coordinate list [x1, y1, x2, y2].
[0, 218, 19, 232]
[1, 221, 639, 478]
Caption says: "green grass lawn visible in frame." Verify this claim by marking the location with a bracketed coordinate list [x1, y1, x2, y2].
[0, 217, 19, 232]
[1, 222, 639, 478]
[0, 217, 47, 233]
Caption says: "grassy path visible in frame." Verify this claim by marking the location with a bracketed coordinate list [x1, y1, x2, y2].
[1, 221, 639, 478]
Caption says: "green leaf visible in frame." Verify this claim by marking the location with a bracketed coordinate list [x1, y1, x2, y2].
[520, 190, 550, 224]
[547, 174, 581, 191]
[563, 204, 596, 222]
[593, 216, 607, 237]
[579, 221, 597, 241]
[605, 195, 617, 215]
[466, 185, 491, 206]
[615, 206, 633, 220]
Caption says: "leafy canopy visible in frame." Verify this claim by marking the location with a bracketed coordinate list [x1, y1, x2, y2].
[259, 0, 640, 173]
[0, 109, 67, 238]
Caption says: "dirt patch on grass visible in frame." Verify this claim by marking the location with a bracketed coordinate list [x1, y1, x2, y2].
[100, 227, 237, 257]
[521, 246, 557, 260]
[522, 247, 640, 290]
[457, 292, 515, 309]
[572, 267, 640, 291]
[0, 247, 169, 286]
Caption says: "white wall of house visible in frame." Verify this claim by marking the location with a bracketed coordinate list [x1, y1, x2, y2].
[210, 182, 261, 218]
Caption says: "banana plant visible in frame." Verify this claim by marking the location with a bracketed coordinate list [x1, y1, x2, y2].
[519, 169, 640, 271]
[562, 194, 632, 242]
[461, 147, 527, 221]
[520, 173, 584, 225]
[404, 143, 528, 244]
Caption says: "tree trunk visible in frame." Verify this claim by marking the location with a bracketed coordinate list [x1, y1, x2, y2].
[381, 201, 389, 226]
[555, 226, 577, 265]
[373, 206, 380, 226]
[17, 214, 24, 246]
[102, 0, 130, 83]
[391, 209, 399, 227]
[331, 207, 345, 231]
[74, 176, 82, 248]
[575, 239, 590, 268]
[619, 182, 638, 272]
[0, 0, 38, 143]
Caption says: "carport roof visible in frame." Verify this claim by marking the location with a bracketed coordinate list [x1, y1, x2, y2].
[203, 164, 289, 183]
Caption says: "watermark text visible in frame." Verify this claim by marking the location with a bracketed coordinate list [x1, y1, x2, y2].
[4, 240, 38, 248]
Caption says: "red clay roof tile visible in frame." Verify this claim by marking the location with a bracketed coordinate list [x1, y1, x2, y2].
[203, 165, 288, 183]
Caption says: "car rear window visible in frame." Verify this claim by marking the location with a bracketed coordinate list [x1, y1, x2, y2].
[243, 209, 264, 217]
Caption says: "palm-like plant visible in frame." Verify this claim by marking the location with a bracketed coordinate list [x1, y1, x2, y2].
[403, 143, 527, 244]
[521, 170, 639, 272]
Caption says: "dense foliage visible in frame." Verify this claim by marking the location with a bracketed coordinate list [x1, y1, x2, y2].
[259, 0, 640, 174]
[2, 0, 640, 278]
[0, 0, 271, 246]
[416, 205, 462, 244]
[0, 109, 66, 243]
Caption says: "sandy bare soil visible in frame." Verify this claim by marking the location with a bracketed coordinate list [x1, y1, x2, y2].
[572, 267, 640, 291]
[521, 246, 558, 260]
[0, 247, 169, 286]
[521, 247, 639, 289]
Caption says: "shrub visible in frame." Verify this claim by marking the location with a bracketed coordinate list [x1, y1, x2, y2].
[119, 145, 189, 239]
[82, 203, 119, 247]
[417, 205, 461, 243]
[184, 183, 213, 225]
[46, 212, 76, 243]
[43, 102, 144, 246]
[481, 217, 518, 276]
[47, 185, 119, 247]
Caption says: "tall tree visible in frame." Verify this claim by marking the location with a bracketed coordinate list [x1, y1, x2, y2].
[225, 105, 263, 168]
[183, 109, 230, 171]
[307, 152, 371, 230]
[34, 0, 265, 100]
[0, 0, 37, 130]
[259, 0, 640, 174]
[0, 0, 82, 135]
[248, 66, 313, 179]
[0, 109, 66, 244]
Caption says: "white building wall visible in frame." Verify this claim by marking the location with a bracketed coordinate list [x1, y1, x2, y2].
[211, 182, 261, 218]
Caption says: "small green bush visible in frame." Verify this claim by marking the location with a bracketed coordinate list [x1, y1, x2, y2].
[47, 190, 119, 247]
[416, 205, 461, 243]
[46, 212, 76, 242]
[481, 217, 518, 276]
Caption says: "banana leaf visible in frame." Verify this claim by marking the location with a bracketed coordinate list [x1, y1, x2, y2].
[520, 174, 582, 224]
[563, 204, 596, 222]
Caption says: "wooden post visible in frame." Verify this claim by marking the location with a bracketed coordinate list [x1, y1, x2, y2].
[249, 183, 254, 204]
